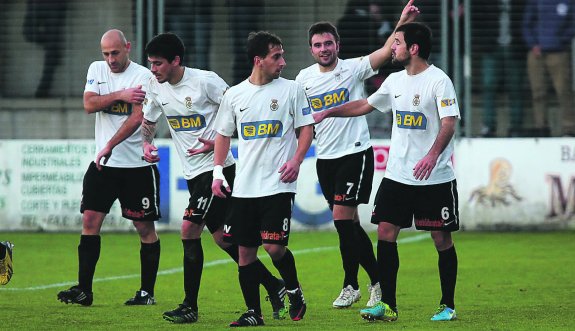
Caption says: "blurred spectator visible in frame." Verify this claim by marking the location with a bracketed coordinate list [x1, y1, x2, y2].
[23, 0, 68, 98]
[523, 0, 575, 136]
[227, 0, 264, 85]
[474, 0, 526, 137]
[165, 0, 212, 69]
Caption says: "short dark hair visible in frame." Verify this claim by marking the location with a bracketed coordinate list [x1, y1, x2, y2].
[145, 32, 185, 64]
[395, 22, 432, 60]
[246, 31, 283, 65]
[307, 21, 340, 46]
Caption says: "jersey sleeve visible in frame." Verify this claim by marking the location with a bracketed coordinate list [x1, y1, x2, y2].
[204, 72, 229, 105]
[435, 76, 461, 119]
[84, 62, 100, 94]
[352, 56, 378, 81]
[293, 82, 314, 128]
[214, 93, 237, 137]
[367, 78, 392, 113]
[142, 79, 163, 122]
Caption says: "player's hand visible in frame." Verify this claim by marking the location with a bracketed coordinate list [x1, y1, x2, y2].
[212, 165, 230, 198]
[95, 144, 113, 171]
[122, 85, 146, 104]
[413, 154, 438, 181]
[399, 0, 420, 25]
[142, 141, 160, 163]
[279, 159, 301, 183]
[313, 111, 326, 124]
[188, 137, 215, 156]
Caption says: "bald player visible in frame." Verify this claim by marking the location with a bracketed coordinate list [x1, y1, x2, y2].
[57, 29, 161, 307]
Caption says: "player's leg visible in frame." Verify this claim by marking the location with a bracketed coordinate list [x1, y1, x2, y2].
[58, 162, 115, 306]
[261, 193, 306, 321]
[321, 148, 375, 308]
[162, 220, 204, 323]
[353, 209, 381, 307]
[211, 226, 287, 320]
[360, 178, 411, 322]
[415, 180, 459, 321]
[228, 197, 265, 327]
[162, 171, 219, 323]
[122, 165, 161, 305]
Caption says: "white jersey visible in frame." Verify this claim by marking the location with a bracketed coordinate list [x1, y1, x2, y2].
[143, 67, 235, 180]
[85, 61, 152, 168]
[367, 65, 460, 185]
[215, 77, 314, 198]
[295, 56, 376, 159]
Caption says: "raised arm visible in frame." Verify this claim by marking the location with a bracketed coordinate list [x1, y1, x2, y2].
[83, 85, 146, 114]
[313, 99, 375, 124]
[368, 0, 420, 70]
[413, 116, 457, 180]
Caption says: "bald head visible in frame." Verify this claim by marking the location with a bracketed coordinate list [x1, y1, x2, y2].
[100, 29, 131, 73]
[101, 29, 127, 47]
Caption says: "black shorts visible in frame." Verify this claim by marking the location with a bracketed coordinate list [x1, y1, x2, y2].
[316, 147, 374, 208]
[80, 162, 161, 222]
[183, 165, 235, 234]
[223, 193, 295, 247]
[371, 178, 460, 232]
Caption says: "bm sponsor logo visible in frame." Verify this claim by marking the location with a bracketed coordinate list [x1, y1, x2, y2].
[167, 114, 206, 132]
[309, 88, 349, 112]
[396, 111, 427, 129]
[104, 102, 132, 116]
[241, 120, 283, 140]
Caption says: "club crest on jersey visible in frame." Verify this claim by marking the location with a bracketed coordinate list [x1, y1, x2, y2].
[270, 99, 279, 111]
[185, 96, 192, 109]
[412, 94, 421, 107]
[334, 72, 342, 82]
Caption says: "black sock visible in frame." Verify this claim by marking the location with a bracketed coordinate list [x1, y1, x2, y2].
[223, 244, 279, 294]
[239, 261, 262, 315]
[272, 248, 299, 291]
[334, 219, 359, 289]
[78, 235, 101, 292]
[182, 239, 203, 310]
[254, 260, 280, 294]
[222, 244, 239, 263]
[377, 240, 399, 310]
[140, 239, 160, 296]
[438, 245, 458, 309]
[354, 222, 379, 285]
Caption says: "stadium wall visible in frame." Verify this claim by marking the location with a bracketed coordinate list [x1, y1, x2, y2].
[0, 138, 574, 232]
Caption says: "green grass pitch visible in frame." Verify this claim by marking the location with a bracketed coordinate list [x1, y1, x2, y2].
[1, 230, 574, 330]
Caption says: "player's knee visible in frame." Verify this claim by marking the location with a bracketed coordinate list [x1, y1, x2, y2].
[181, 221, 204, 239]
[263, 243, 285, 260]
[431, 231, 452, 250]
[133, 221, 157, 240]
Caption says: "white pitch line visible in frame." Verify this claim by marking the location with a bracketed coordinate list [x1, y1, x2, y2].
[0, 233, 428, 291]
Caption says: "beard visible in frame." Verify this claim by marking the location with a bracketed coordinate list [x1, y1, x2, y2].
[391, 55, 410, 67]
